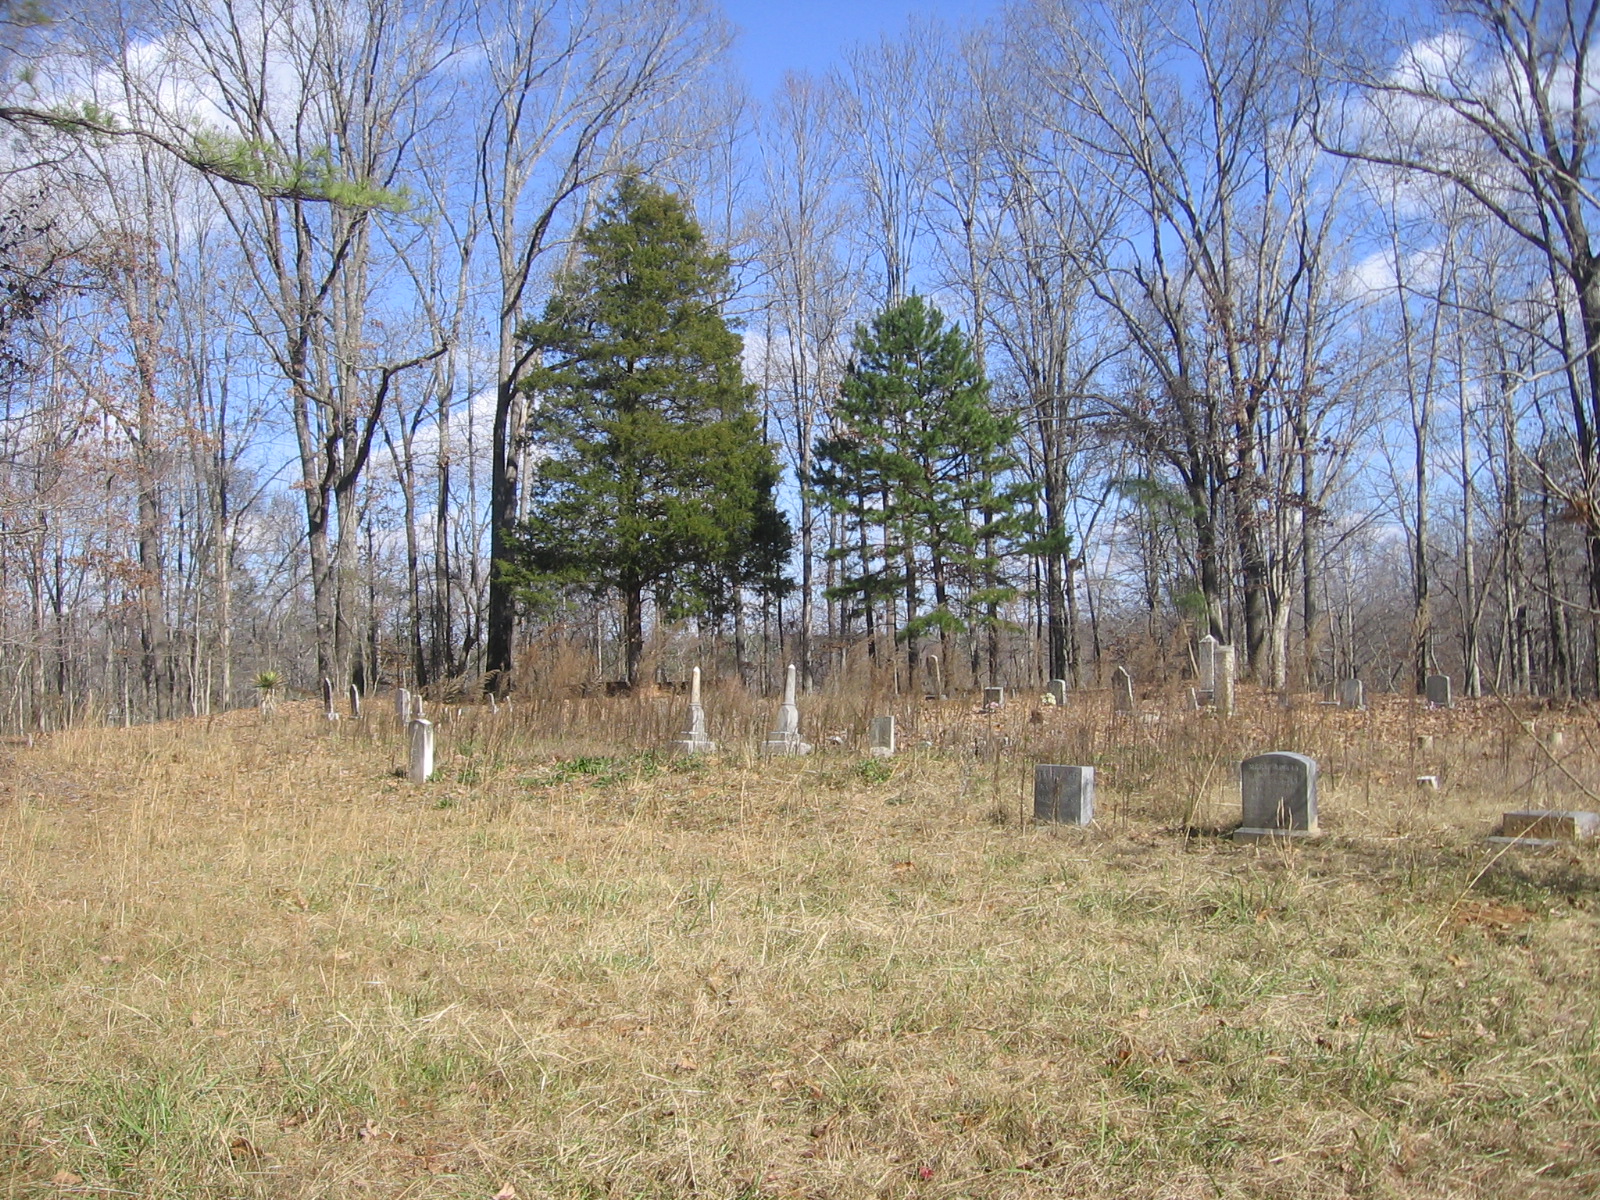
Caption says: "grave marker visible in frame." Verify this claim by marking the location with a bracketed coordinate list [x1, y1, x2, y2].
[1425, 673, 1453, 708]
[982, 686, 1005, 710]
[1215, 646, 1236, 716]
[869, 715, 895, 758]
[1047, 679, 1068, 706]
[1112, 666, 1135, 715]
[924, 655, 945, 700]
[348, 683, 362, 719]
[409, 718, 434, 783]
[395, 687, 411, 724]
[1034, 765, 1094, 826]
[322, 677, 338, 721]
[762, 664, 812, 756]
[1198, 634, 1218, 693]
[1338, 678, 1365, 710]
[1235, 751, 1319, 841]
[672, 666, 716, 753]
[1490, 810, 1599, 845]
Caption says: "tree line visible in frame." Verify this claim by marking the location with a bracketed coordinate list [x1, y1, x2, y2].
[0, 0, 1597, 729]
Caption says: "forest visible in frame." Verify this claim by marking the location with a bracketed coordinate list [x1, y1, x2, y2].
[1, 0, 1597, 726]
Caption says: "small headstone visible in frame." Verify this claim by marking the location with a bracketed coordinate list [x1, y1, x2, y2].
[1547, 730, 1565, 753]
[395, 687, 411, 724]
[322, 677, 338, 721]
[1198, 634, 1219, 692]
[1235, 751, 1319, 841]
[1425, 673, 1453, 708]
[348, 683, 362, 719]
[1338, 678, 1364, 710]
[1214, 646, 1236, 716]
[1415, 734, 1432, 751]
[1111, 666, 1135, 715]
[762, 663, 812, 756]
[1047, 679, 1068, 706]
[982, 686, 1005, 711]
[672, 666, 716, 753]
[409, 718, 434, 783]
[1416, 775, 1438, 790]
[1034, 765, 1094, 826]
[1489, 810, 1599, 845]
[869, 715, 895, 757]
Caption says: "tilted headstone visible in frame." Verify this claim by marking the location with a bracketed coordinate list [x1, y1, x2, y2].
[1034, 765, 1094, 826]
[672, 666, 716, 753]
[1425, 674, 1453, 708]
[762, 663, 812, 756]
[1047, 679, 1068, 706]
[869, 715, 895, 757]
[1214, 646, 1236, 716]
[409, 718, 434, 783]
[1235, 752, 1318, 841]
[395, 687, 411, 724]
[1198, 634, 1219, 692]
[982, 686, 1005, 710]
[322, 677, 338, 721]
[1338, 678, 1365, 710]
[1111, 666, 1135, 714]
[348, 683, 362, 719]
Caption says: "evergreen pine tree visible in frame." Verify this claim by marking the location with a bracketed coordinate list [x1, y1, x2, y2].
[513, 176, 789, 684]
[813, 295, 1034, 682]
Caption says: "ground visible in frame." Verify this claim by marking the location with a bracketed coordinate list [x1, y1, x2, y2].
[0, 687, 1596, 1198]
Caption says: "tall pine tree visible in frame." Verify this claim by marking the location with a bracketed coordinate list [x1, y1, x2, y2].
[813, 295, 1034, 685]
[514, 176, 789, 685]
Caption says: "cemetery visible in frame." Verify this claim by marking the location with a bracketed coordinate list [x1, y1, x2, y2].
[1, 668, 1596, 1199]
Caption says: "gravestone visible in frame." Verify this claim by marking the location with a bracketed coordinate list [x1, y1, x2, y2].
[982, 686, 1005, 710]
[869, 715, 895, 757]
[1425, 674, 1453, 708]
[322, 677, 338, 721]
[1214, 646, 1236, 716]
[1490, 810, 1599, 845]
[763, 664, 812, 756]
[1034, 765, 1094, 826]
[1235, 751, 1319, 841]
[1111, 666, 1135, 715]
[672, 666, 716, 754]
[1047, 679, 1068, 706]
[395, 687, 411, 724]
[923, 654, 945, 700]
[348, 683, 362, 719]
[1548, 730, 1565, 753]
[1197, 634, 1219, 693]
[1338, 678, 1365, 710]
[409, 718, 434, 784]
[1415, 734, 1432, 751]
[489, 694, 499, 715]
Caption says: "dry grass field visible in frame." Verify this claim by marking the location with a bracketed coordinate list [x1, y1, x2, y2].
[0, 683, 1597, 1199]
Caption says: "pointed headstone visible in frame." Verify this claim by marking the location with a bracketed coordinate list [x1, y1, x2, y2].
[1111, 666, 1135, 715]
[762, 664, 812, 755]
[672, 667, 716, 753]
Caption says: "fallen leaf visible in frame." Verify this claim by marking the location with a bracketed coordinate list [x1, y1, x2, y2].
[671, 1056, 698, 1073]
[493, 1186, 517, 1200]
[51, 1170, 83, 1186]
[228, 1136, 261, 1161]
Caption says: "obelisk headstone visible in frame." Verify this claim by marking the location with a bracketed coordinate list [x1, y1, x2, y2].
[762, 664, 812, 756]
[1034, 765, 1094, 826]
[1235, 752, 1319, 841]
[672, 666, 716, 753]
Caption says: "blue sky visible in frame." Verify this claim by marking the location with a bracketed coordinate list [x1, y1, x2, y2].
[721, 0, 1002, 97]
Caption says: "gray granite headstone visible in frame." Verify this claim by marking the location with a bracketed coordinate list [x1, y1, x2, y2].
[763, 663, 812, 755]
[1112, 666, 1135, 714]
[1338, 678, 1364, 710]
[869, 715, 895, 757]
[1034, 765, 1094, 826]
[982, 686, 1005, 710]
[1425, 674, 1453, 708]
[924, 655, 945, 700]
[1047, 679, 1068, 706]
[673, 666, 716, 753]
[1235, 752, 1319, 841]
